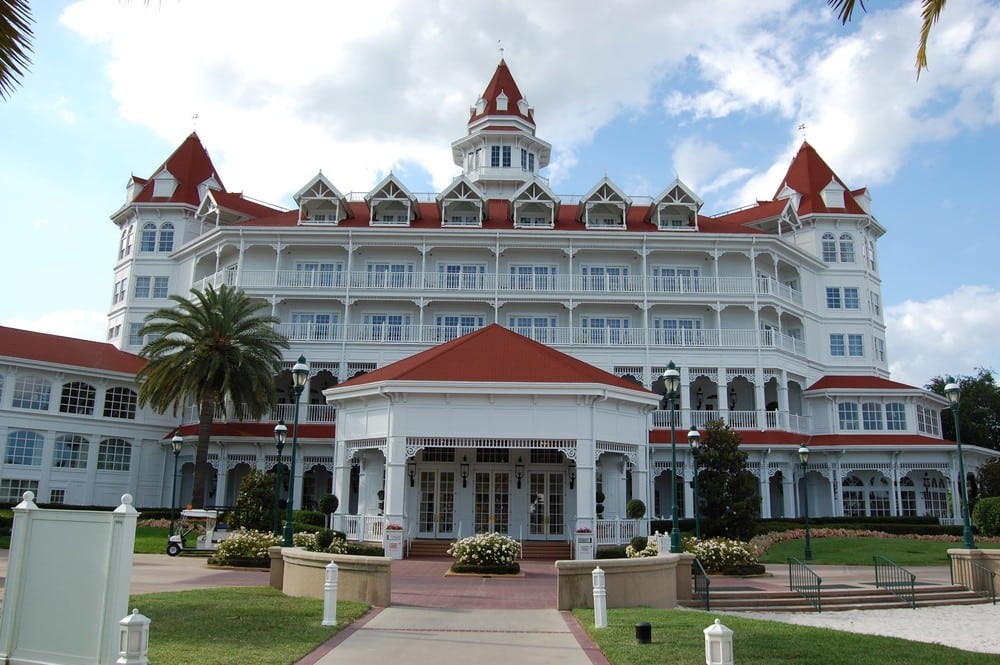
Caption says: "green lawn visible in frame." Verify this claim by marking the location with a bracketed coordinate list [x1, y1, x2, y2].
[130, 587, 369, 665]
[135, 526, 171, 554]
[759, 536, 1000, 566]
[575, 608, 999, 665]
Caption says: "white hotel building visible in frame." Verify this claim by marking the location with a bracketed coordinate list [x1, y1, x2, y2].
[1, 60, 995, 544]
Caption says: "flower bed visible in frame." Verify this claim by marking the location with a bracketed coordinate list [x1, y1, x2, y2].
[209, 528, 280, 566]
[447, 532, 521, 574]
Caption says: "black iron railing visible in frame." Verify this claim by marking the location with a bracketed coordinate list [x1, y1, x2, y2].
[692, 557, 711, 611]
[788, 556, 822, 612]
[873, 555, 916, 609]
[949, 554, 997, 605]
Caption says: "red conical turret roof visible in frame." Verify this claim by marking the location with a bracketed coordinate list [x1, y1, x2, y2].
[775, 141, 866, 215]
[133, 132, 225, 206]
[469, 59, 534, 126]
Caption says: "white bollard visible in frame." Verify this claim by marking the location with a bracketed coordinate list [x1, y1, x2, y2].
[592, 566, 607, 629]
[704, 618, 734, 665]
[322, 561, 339, 626]
[116, 609, 150, 665]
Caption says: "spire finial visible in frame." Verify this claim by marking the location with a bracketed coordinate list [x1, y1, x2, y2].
[192, 112, 199, 131]
[797, 123, 807, 140]
[498, 40, 504, 60]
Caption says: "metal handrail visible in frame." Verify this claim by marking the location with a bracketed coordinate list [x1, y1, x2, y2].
[692, 557, 711, 611]
[873, 555, 916, 609]
[787, 556, 822, 612]
[949, 554, 997, 605]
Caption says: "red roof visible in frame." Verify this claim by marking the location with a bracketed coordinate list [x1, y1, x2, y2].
[210, 190, 285, 219]
[775, 142, 867, 215]
[470, 59, 534, 126]
[649, 429, 944, 447]
[338, 324, 650, 391]
[173, 422, 332, 440]
[0, 326, 146, 374]
[133, 132, 225, 206]
[806, 375, 920, 391]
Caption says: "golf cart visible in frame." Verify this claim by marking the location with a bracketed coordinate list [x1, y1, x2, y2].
[166, 508, 231, 556]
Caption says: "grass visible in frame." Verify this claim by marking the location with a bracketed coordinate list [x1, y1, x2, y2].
[130, 586, 369, 665]
[135, 526, 171, 554]
[574, 608, 999, 665]
[759, 536, 1000, 566]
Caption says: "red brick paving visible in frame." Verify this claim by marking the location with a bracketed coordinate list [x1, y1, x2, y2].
[390, 557, 559, 609]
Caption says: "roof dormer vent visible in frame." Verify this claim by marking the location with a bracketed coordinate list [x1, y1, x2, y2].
[496, 91, 508, 111]
[475, 97, 487, 115]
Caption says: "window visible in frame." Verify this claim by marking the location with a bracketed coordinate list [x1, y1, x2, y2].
[869, 477, 891, 516]
[922, 475, 950, 517]
[49, 489, 66, 504]
[60, 381, 95, 415]
[107, 324, 121, 341]
[438, 264, 486, 289]
[366, 263, 414, 288]
[886, 403, 907, 431]
[899, 477, 917, 516]
[502, 146, 511, 168]
[653, 267, 700, 292]
[294, 262, 342, 287]
[510, 265, 556, 290]
[842, 475, 865, 516]
[140, 223, 157, 251]
[13, 375, 50, 410]
[517, 216, 549, 227]
[508, 315, 558, 344]
[848, 334, 864, 356]
[862, 402, 883, 430]
[653, 318, 703, 345]
[112, 277, 128, 304]
[866, 238, 877, 270]
[134, 276, 151, 299]
[821, 233, 837, 262]
[874, 337, 886, 362]
[838, 402, 859, 430]
[128, 323, 145, 346]
[916, 404, 940, 435]
[826, 287, 859, 309]
[435, 315, 484, 341]
[0, 479, 38, 503]
[290, 313, 338, 340]
[119, 225, 133, 259]
[870, 291, 881, 315]
[97, 438, 131, 471]
[152, 276, 169, 298]
[103, 387, 138, 419]
[826, 287, 841, 309]
[54, 434, 89, 468]
[490, 145, 500, 167]
[830, 334, 846, 357]
[582, 266, 629, 291]
[581, 317, 630, 344]
[839, 233, 855, 262]
[844, 287, 860, 309]
[158, 222, 175, 252]
[364, 313, 412, 341]
[6, 430, 43, 465]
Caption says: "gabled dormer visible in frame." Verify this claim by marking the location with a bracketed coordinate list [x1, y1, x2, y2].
[365, 173, 418, 227]
[151, 168, 178, 198]
[125, 175, 146, 204]
[775, 183, 802, 211]
[649, 178, 702, 231]
[294, 172, 349, 225]
[579, 177, 629, 229]
[437, 176, 485, 227]
[511, 178, 559, 228]
[820, 177, 846, 210]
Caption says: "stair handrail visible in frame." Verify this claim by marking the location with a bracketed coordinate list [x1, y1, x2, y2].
[787, 556, 822, 612]
[873, 555, 916, 609]
[949, 554, 997, 605]
[691, 557, 711, 611]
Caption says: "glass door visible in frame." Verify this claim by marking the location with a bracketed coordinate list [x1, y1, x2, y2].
[528, 472, 565, 539]
[474, 472, 510, 534]
[417, 471, 455, 538]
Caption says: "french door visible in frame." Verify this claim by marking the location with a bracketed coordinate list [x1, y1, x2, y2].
[474, 472, 510, 534]
[417, 471, 456, 538]
[528, 472, 565, 539]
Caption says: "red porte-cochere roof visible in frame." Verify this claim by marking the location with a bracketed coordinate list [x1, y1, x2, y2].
[338, 324, 650, 392]
[806, 375, 920, 391]
[0, 326, 146, 374]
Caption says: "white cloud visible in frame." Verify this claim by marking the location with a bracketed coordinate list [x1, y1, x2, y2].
[5, 311, 108, 343]
[885, 286, 1000, 387]
[54, 96, 76, 124]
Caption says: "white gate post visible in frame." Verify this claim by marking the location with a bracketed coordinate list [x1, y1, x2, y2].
[322, 561, 339, 626]
[592, 566, 607, 628]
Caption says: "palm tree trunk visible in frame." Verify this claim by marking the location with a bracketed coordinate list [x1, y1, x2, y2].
[191, 395, 216, 509]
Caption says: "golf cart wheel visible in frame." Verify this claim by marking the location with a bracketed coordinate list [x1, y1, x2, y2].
[167, 542, 182, 556]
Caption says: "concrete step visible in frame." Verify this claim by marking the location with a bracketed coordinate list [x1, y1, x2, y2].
[681, 584, 993, 613]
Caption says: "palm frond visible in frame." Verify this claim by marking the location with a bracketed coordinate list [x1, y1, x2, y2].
[827, 0, 867, 25]
[0, 0, 34, 100]
[916, 0, 947, 78]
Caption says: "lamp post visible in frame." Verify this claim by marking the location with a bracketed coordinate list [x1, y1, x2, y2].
[169, 434, 183, 536]
[944, 378, 976, 549]
[282, 356, 310, 547]
[273, 420, 287, 537]
[662, 361, 682, 553]
[798, 444, 813, 561]
[688, 425, 701, 540]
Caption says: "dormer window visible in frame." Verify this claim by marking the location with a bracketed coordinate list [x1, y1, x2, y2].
[152, 172, 177, 198]
[821, 178, 846, 209]
[496, 91, 508, 111]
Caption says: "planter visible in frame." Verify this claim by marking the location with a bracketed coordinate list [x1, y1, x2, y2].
[575, 533, 594, 560]
[384, 529, 404, 559]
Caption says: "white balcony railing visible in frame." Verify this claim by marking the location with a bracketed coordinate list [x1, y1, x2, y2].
[651, 409, 812, 434]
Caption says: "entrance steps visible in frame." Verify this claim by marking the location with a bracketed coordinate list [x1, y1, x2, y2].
[407, 538, 571, 560]
[679, 584, 992, 613]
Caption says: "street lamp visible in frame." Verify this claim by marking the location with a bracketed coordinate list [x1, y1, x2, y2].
[798, 443, 813, 561]
[944, 378, 976, 549]
[169, 434, 184, 536]
[662, 361, 682, 553]
[688, 425, 701, 540]
[282, 356, 310, 547]
[273, 420, 287, 537]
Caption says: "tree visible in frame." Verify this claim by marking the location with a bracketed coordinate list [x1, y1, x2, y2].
[0, 0, 32, 100]
[229, 469, 276, 533]
[695, 419, 759, 541]
[978, 459, 1000, 498]
[828, 0, 948, 78]
[926, 368, 1000, 452]
[137, 284, 289, 508]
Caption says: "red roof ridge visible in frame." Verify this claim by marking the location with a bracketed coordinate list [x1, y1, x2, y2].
[0, 326, 146, 374]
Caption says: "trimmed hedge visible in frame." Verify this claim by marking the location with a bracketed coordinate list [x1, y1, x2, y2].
[450, 562, 520, 575]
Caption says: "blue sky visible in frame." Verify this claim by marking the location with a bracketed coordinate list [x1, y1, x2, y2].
[1, 0, 998, 387]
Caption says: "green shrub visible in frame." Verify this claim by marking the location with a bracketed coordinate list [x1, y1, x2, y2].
[315, 529, 335, 550]
[597, 545, 628, 559]
[683, 536, 758, 573]
[318, 494, 339, 515]
[211, 528, 280, 565]
[447, 532, 520, 567]
[346, 542, 384, 556]
[626, 499, 646, 519]
[629, 535, 648, 552]
[972, 496, 1000, 536]
[295, 510, 326, 527]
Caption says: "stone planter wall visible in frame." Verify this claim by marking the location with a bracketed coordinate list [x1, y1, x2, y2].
[269, 546, 391, 606]
[555, 553, 693, 611]
[948, 548, 1000, 596]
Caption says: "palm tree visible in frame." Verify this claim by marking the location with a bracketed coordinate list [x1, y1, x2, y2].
[137, 284, 289, 509]
[0, 0, 33, 100]
[829, 0, 948, 77]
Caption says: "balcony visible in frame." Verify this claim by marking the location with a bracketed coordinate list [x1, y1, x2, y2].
[182, 403, 335, 426]
[194, 268, 803, 306]
[651, 408, 812, 434]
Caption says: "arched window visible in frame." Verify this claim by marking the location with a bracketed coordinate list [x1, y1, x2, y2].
[13, 374, 50, 410]
[821, 233, 837, 262]
[60, 381, 96, 415]
[899, 476, 917, 516]
[140, 223, 157, 252]
[842, 475, 865, 516]
[158, 222, 175, 252]
[97, 438, 132, 471]
[103, 387, 138, 419]
[6, 430, 43, 466]
[839, 233, 855, 262]
[54, 434, 90, 468]
[869, 476, 890, 516]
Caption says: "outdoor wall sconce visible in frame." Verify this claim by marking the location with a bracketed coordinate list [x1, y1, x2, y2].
[568, 460, 576, 490]
[407, 459, 416, 487]
[515, 457, 524, 489]
[460, 456, 470, 488]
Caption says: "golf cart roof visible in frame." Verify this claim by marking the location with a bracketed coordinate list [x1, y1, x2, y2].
[180, 509, 218, 519]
